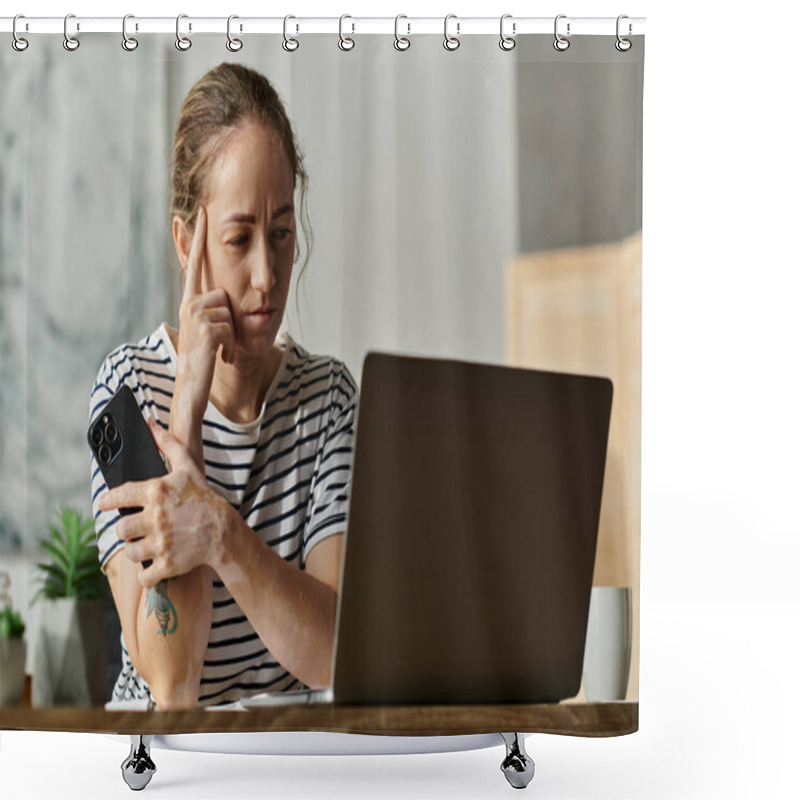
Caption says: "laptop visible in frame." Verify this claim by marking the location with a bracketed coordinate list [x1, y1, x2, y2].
[241, 351, 613, 708]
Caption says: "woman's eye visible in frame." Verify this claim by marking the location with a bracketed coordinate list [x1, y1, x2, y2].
[229, 235, 248, 247]
[273, 228, 293, 241]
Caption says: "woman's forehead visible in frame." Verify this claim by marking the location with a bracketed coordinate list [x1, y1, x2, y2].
[205, 123, 294, 209]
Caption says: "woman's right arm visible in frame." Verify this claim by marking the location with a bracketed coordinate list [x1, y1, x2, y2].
[99, 364, 218, 708]
[98, 206, 230, 708]
[104, 547, 213, 709]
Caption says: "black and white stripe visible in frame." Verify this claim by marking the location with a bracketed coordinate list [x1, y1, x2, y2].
[89, 323, 357, 707]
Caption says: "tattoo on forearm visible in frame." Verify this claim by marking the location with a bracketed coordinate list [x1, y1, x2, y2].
[147, 579, 177, 635]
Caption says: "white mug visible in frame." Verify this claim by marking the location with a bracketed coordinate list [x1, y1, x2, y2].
[582, 586, 632, 702]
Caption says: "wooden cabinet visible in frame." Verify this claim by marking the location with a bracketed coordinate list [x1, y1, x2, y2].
[506, 232, 642, 700]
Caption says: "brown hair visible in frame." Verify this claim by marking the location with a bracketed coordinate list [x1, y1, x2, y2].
[170, 63, 312, 287]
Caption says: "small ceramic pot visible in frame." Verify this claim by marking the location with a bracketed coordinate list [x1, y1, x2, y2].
[0, 637, 27, 706]
[31, 598, 106, 707]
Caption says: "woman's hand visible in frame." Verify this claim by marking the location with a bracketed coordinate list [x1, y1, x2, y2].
[172, 206, 235, 466]
[97, 419, 229, 589]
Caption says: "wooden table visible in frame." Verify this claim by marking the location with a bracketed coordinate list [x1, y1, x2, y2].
[1, 701, 637, 736]
[1, 701, 637, 791]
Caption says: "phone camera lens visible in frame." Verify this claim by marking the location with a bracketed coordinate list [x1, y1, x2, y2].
[98, 444, 112, 465]
[91, 426, 104, 447]
[104, 423, 118, 443]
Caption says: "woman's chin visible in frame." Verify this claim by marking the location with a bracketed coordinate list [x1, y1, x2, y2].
[235, 324, 280, 358]
[234, 337, 275, 360]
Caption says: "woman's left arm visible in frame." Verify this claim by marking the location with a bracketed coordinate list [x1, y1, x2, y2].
[213, 514, 343, 689]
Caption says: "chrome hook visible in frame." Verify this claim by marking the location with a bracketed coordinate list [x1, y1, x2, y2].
[63, 13, 80, 51]
[339, 14, 355, 51]
[443, 14, 460, 51]
[500, 14, 516, 51]
[394, 14, 410, 51]
[175, 13, 192, 51]
[227, 15, 243, 52]
[12, 14, 29, 52]
[615, 15, 632, 52]
[283, 15, 299, 52]
[554, 14, 570, 52]
[122, 14, 138, 51]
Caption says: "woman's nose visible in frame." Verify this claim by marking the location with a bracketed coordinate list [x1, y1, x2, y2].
[250, 238, 276, 291]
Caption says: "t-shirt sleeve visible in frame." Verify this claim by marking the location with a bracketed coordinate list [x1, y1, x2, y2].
[302, 363, 359, 562]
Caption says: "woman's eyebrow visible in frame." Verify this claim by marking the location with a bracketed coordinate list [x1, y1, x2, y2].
[222, 204, 294, 224]
[223, 212, 256, 224]
[272, 203, 294, 218]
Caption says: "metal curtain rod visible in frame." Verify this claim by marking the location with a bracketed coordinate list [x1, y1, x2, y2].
[1, 15, 646, 37]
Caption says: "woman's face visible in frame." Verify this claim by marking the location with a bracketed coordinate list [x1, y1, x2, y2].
[191, 121, 296, 358]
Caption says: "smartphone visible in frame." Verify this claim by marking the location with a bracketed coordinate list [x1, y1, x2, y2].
[87, 384, 167, 568]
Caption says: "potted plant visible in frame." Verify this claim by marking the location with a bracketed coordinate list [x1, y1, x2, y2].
[30, 506, 108, 707]
[0, 573, 27, 706]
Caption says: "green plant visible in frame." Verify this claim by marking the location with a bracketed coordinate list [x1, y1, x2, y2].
[33, 506, 107, 603]
[0, 605, 25, 639]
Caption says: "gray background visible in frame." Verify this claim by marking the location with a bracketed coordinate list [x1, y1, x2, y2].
[1, 34, 643, 557]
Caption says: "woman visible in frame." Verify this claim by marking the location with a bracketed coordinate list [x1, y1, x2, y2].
[90, 63, 357, 709]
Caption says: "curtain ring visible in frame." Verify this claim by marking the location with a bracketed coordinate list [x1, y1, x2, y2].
[499, 14, 516, 51]
[12, 14, 29, 52]
[339, 14, 355, 51]
[443, 14, 460, 51]
[615, 15, 632, 52]
[394, 14, 410, 51]
[283, 15, 299, 52]
[227, 15, 243, 51]
[553, 14, 570, 52]
[63, 13, 80, 51]
[122, 14, 138, 51]
[175, 14, 192, 51]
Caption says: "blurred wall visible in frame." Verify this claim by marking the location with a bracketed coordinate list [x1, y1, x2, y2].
[515, 37, 644, 252]
[0, 41, 172, 554]
[1, 36, 644, 623]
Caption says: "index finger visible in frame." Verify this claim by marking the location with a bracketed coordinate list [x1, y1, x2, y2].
[183, 205, 208, 300]
[97, 481, 148, 513]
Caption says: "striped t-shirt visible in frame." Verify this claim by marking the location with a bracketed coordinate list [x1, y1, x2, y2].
[89, 323, 358, 707]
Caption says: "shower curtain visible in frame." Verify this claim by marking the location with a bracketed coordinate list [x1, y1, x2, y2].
[0, 19, 644, 736]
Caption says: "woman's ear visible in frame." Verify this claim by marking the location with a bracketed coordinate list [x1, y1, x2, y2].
[172, 215, 191, 272]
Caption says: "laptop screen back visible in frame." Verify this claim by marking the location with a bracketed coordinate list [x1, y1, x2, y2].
[332, 353, 612, 705]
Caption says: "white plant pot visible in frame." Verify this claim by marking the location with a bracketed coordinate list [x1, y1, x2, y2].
[31, 598, 106, 707]
[0, 637, 27, 706]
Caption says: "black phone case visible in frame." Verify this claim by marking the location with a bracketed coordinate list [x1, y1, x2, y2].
[88, 384, 168, 494]
[87, 385, 167, 569]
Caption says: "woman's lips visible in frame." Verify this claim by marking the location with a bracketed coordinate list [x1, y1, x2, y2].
[244, 308, 276, 326]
